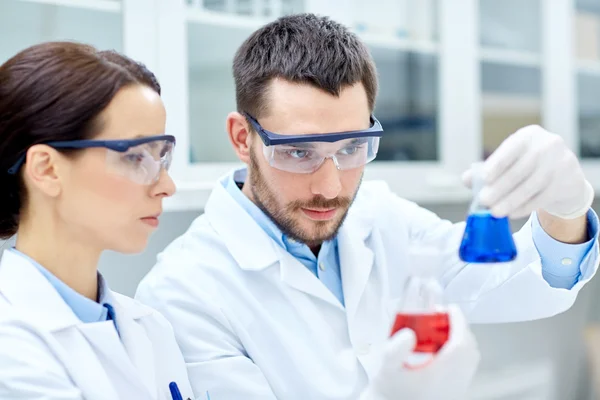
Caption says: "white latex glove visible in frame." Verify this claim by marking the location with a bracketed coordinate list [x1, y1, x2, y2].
[360, 305, 480, 400]
[462, 125, 594, 219]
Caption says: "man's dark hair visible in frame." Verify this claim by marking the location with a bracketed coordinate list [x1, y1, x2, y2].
[233, 13, 378, 119]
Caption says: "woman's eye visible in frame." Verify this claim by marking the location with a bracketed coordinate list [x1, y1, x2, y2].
[123, 153, 144, 164]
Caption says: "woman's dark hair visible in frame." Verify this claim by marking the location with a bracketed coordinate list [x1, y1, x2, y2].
[0, 41, 161, 239]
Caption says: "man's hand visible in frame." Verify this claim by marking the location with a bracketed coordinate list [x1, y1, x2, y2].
[463, 125, 593, 221]
[361, 305, 480, 400]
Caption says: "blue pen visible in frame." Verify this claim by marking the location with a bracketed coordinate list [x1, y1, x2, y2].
[169, 382, 183, 400]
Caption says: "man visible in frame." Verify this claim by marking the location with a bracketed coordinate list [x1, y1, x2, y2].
[136, 14, 599, 400]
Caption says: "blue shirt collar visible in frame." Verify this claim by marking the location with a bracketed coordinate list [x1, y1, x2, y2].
[9, 248, 113, 324]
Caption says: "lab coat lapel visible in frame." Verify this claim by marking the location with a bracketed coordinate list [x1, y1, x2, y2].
[0, 250, 118, 400]
[204, 177, 280, 271]
[338, 214, 374, 320]
[78, 321, 155, 399]
[52, 326, 120, 400]
[278, 249, 345, 310]
[206, 173, 342, 309]
[110, 293, 158, 397]
[0, 250, 79, 331]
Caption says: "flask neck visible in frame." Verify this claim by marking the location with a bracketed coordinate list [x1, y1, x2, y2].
[469, 161, 490, 214]
[400, 275, 445, 314]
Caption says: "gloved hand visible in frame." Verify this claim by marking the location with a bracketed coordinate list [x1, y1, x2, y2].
[462, 125, 594, 220]
[360, 305, 480, 400]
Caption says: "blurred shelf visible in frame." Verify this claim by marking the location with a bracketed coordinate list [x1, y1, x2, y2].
[358, 33, 438, 54]
[186, 9, 438, 54]
[577, 59, 600, 76]
[18, 0, 121, 12]
[480, 47, 541, 67]
[482, 93, 540, 115]
[186, 7, 270, 28]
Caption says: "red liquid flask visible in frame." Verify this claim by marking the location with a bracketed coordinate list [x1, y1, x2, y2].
[390, 248, 450, 364]
[391, 312, 450, 353]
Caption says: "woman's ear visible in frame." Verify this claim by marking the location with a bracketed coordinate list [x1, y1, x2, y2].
[23, 144, 63, 198]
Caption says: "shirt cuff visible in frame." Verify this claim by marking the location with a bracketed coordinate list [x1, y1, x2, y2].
[531, 209, 599, 289]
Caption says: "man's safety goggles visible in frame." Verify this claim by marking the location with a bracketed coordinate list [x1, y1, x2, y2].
[244, 113, 383, 174]
[8, 135, 175, 185]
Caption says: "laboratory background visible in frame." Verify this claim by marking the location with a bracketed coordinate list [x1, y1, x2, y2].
[1, 0, 600, 398]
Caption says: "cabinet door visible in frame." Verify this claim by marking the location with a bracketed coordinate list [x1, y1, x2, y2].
[479, 0, 542, 158]
[186, 0, 305, 165]
[575, 0, 600, 158]
[0, 0, 123, 63]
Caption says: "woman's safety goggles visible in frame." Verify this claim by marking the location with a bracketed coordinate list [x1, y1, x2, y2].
[244, 113, 383, 174]
[7, 135, 175, 185]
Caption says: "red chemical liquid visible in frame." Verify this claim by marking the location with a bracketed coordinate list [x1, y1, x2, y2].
[390, 312, 450, 353]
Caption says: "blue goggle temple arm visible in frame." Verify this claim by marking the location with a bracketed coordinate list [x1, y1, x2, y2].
[7, 134, 176, 175]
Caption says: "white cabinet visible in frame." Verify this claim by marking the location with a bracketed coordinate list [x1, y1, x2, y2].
[479, 0, 542, 158]
[159, 0, 478, 210]
[0, 0, 123, 60]
[2, 0, 598, 211]
[576, 0, 600, 159]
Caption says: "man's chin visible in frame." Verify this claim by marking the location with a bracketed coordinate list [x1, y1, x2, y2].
[294, 220, 340, 245]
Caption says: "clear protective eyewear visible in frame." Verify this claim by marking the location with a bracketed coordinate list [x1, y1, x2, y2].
[244, 112, 383, 174]
[7, 135, 176, 185]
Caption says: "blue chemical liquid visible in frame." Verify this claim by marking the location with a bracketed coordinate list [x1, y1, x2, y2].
[459, 211, 517, 263]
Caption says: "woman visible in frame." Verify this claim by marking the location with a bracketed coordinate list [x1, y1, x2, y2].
[0, 42, 193, 400]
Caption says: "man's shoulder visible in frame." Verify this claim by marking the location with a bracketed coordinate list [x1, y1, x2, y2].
[140, 214, 242, 287]
[351, 179, 417, 219]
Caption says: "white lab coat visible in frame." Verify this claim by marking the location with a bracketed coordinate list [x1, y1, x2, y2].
[0, 249, 194, 400]
[136, 173, 599, 400]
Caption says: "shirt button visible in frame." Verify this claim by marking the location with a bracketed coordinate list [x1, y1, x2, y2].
[561, 258, 573, 266]
[356, 344, 371, 356]
[319, 262, 326, 271]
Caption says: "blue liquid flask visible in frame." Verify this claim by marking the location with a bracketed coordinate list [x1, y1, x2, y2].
[459, 162, 517, 263]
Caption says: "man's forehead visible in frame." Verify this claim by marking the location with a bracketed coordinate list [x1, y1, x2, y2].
[259, 88, 371, 136]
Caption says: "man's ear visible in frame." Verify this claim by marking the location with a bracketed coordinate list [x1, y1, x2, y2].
[226, 112, 253, 164]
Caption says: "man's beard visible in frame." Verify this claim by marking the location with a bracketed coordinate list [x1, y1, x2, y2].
[247, 149, 361, 248]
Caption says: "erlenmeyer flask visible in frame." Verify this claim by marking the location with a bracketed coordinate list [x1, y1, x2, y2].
[390, 248, 450, 366]
[459, 162, 517, 263]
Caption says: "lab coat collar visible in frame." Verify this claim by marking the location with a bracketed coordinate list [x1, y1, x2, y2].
[0, 249, 81, 332]
[204, 171, 281, 271]
[0, 250, 157, 398]
[338, 212, 375, 319]
[205, 169, 376, 312]
[79, 292, 157, 398]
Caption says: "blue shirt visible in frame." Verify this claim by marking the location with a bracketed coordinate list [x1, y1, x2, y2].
[225, 168, 599, 300]
[532, 210, 599, 289]
[225, 169, 345, 306]
[10, 248, 118, 328]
